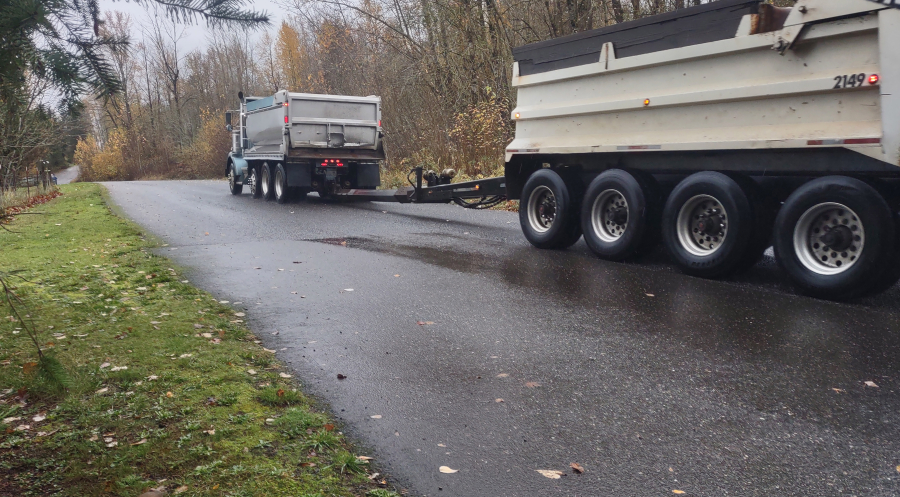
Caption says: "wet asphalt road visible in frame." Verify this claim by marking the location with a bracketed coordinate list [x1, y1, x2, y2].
[103, 180, 900, 497]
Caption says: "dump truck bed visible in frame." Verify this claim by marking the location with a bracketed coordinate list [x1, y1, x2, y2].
[241, 91, 382, 160]
[507, 0, 900, 169]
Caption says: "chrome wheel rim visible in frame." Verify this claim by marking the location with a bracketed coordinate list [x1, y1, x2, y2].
[275, 170, 284, 198]
[592, 189, 628, 242]
[676, 194, 728, 256]
[228, 169, 235, 190]
[249, 169, 258, 196]
[261, 167, 270, 196]
[527, 185, 557, 233]
[793, 202, 864, 275]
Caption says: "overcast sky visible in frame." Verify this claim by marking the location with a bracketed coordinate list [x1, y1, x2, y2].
[99, 0, 285, 52]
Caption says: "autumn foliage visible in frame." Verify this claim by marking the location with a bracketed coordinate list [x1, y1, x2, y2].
[74, 2, 746, 182]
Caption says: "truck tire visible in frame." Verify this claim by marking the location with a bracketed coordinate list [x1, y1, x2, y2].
[662, 172, 754, 278]
[260, 162, 275, 201]
[580, 169, 658, 261]
[773, 176, 896, 300]
[274, 163, 290, 204]
[228, 166, 243, 195]
[730, 174, 778, 273]
[249, 166, 261, 199]
[519, 169, 582, 249]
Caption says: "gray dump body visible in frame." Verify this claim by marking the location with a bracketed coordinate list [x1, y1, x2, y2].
[236, 91, 383, 160]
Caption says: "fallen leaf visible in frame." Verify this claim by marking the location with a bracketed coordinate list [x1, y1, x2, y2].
[106, 441, 118, 448]
[147, 375, 159, 381]
[32, 413, 46, 423]
[291, 291, 297, 294]
[131, 439, 147, 446]
[495, 398, 504, 403]
[525, 381, 541, 388]
[99, 362, 110, 369]
[646, 293, 655, 297]
[234, 312, 246, 317]
[95, 387, 109, 394]
[416, 321, 425, 326]
[394, 274, 400, 277]
[673, 491, 685, 495]
[247, 369, 257, 375]
[896, 465, 900, 473]
[357, 456, 374, 461]
[536, 469, 564, 479]
[570, 462, 585, 474]
[22, 362, 38, 375]
[439, 466, 459, 474]
[323, 423, 335, 431]
[2, 417, 21, 424]
[832, 388, 844, 393]
[337, 374, 347, 380]
[343, 288, 354, 292]
[110, 366, 128, 372]
[166, 391, 174, 398]
[370, 415, 382, 419]
[204, 430, 215, 436]
[279, 373, 292, 378]
[864, 381, 878, 388]
[496, 373, 509, 378]
[173, 486, 188, 494]
[201, 332, 213, 338]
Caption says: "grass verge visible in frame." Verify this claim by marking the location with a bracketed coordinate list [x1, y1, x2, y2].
[0, 184, 396, 497]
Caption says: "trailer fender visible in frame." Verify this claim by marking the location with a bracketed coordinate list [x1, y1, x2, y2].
[228, 156, 249, 182]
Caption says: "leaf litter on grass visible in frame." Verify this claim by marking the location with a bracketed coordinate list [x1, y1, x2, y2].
[0, 184, 388, 497]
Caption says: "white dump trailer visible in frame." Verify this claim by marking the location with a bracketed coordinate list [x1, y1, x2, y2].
[225, 91, 384, 203]
[505, 0, 900, 299]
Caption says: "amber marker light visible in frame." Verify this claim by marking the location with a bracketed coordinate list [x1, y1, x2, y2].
[869, 74, 880, 85]
[643, 99, 651, 106]
[514, 112, 520, 119]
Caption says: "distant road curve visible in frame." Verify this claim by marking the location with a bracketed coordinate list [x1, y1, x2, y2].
[55, 166, 80, 185]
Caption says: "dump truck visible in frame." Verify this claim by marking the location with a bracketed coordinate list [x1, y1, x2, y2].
[225, 91, 385, 203]
[227, 0, 900, 300]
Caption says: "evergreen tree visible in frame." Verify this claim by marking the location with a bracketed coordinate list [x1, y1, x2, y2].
[0, 0, 269, 111]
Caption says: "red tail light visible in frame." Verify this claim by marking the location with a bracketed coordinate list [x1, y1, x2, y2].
[284, 116, 289, 124]
[322, 159, 344, 167]
[869, 74, 880, 85]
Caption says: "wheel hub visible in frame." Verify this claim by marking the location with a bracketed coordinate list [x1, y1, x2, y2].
[819, 225, 853, 252]
[591, 189, 629, 242]
[527, 186, 557, 234]
[676, 195, 728, 256]
[610, 206, 628, 226]
[696, 213, 723, 235]
[793, 203, 864, 275]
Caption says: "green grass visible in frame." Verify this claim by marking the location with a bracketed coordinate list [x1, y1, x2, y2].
[0, 184, 398, 497]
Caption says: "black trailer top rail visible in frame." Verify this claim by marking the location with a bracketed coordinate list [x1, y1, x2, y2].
[512, 0, 760, 76]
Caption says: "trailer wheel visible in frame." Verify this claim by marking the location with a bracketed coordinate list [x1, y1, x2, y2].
[260, 162, 275, 201]
[662, 172, 754, 278]
[773, 176, 895, 300]
[581, 169, 658, 261]
[730, 174, 778, 273]
[249, 167, 261, 199]
[274, 163, 290, 204]
[228, 166, 243, 195]
[519, 169, 582, 249]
